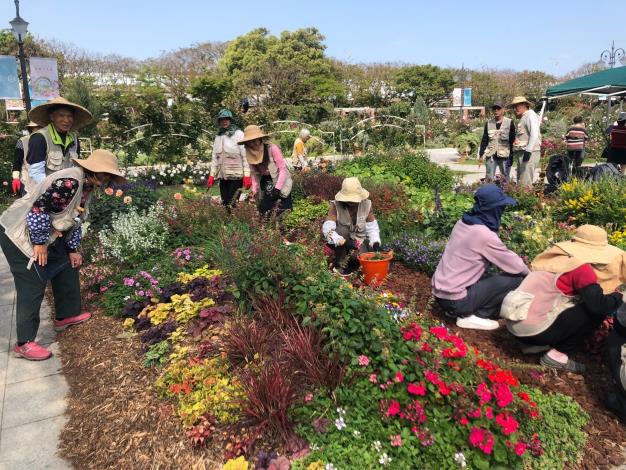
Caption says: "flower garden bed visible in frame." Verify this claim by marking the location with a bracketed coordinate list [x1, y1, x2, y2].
[51, 153, 626, 469]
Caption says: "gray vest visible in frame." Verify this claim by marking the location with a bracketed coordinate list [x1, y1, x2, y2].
[263, 144, 293, 197]
[514, 110, 541, 152]
[0, 167, 85, 261]
[35, 126, 79, 175]
[19, 135, 33, 191]
[484, 117, 512, 158]
[334, 199, 372, 240]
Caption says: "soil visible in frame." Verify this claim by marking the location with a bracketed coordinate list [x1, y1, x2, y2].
[382, 268, 626, 470]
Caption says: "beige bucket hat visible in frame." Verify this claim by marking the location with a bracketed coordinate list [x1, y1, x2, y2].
[72, 149, 126, 185]
[238, 125, 270, 145]
[555, 225, 624, 265]
[508, 96, 532, 108]
[29, 97, 93, 130]
[335, 177, 369, 203]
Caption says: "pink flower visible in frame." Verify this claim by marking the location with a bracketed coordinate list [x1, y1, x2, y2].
[493, 383, 514, 408]
[304, 393, 313, 402]
[137, 290, 145, 297]
[469, 427, 495, 455]
[495, 413, 519, 436]
[485, 407, 494, 420]
[386, 400, 400, 417]
[123, 278, 135, 287]
[146, 290, 153, 298]
[369, 373, 378, 383]
[424, 370, 440, 385]
[407, 382, 426, 396]
[358, 355, 370, 366]
[390, 434, 402, 447]
[475, 382, 492, 405]
[515, 441, 527, 456]
[394, 371, 404, 383]
[99, 286, 108, 293]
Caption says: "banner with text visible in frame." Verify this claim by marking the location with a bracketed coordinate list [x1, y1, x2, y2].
[0, 56, 21, 99]
[29, 57, 60, 100]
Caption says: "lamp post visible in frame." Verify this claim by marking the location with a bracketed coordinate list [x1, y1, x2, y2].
[600, 41, 625, 68]
[9, 0, 31, 114]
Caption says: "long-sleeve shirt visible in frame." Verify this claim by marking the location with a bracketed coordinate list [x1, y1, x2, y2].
[432, 220, 529, 300]
[249, 144, 288, 194]
[563, 126, 589, 151]
[517, 110, 541, 152]
[26, 131, 81, 184]
[209, 130, 249, 179]
[479, 120, 516, 157]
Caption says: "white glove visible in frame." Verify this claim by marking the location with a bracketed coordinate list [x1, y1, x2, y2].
[322, 220, 345, 246]
[365, 220, 381, 246]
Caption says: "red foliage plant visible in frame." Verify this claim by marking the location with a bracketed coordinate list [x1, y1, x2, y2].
[221, 319, 276, 367]
[298, 173, 343, 200]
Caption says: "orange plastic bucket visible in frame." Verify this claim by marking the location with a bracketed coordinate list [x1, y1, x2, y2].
[358, 251, 394, 286]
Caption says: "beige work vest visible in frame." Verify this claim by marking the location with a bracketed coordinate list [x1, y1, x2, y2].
[334, 199, 372, 240]
[252, 144, 293, 197]
[0, 167, 85, 261]
[484, 118, 512, 158]
[34, 126, 79, 175]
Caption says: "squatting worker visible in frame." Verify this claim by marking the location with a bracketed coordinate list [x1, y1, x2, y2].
[0, 149, 125, 361]
[292, 128, 311, 171]
[322, 177, 381, 275]
[26, 96, 93, 188]
[11, 121, 42, 196]
[432, 184, 528, 331]
[478, 102, 515, 182]
[238, 125, 293, 217]
[607, 111, 626, 174]
[502, 225, 625, 374]
[207, 108, 251, 208]
[509, 96, 541, 187]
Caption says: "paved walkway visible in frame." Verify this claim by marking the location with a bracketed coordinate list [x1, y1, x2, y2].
[0, 251, 71, 470]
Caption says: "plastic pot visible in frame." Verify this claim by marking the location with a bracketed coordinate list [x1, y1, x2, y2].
[358, 251, 394, 286]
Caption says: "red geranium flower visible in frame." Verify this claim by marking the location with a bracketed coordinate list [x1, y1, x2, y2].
[407, 382, 426, 396]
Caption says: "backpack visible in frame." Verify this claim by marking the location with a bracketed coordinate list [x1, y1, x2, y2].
[586, 163, 621, 182]
[544, 154, 571, 194]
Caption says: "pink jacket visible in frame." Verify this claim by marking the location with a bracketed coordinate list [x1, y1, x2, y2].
[249, 144, 290, 194]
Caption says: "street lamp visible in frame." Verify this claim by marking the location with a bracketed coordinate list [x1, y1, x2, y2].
[9, 0, 31, 114]
[601, 41, 625, 69]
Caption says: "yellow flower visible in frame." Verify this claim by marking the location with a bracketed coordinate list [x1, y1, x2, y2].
[307, 462, 325, 470]
[223, 456, 248, 470]
[122, 318, 135, 331]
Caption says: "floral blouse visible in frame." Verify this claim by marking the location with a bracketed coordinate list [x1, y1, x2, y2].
[26, 178, 90, 251]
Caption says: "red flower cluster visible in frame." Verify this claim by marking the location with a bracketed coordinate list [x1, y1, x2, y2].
[495, 412, 519, 436]
[469, 426, 495, 455]
[407, 382, 426, 396]
[401, 322, 422, 342]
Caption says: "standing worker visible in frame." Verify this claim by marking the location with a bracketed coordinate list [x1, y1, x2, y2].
[207, 108, 251, 208]
[11, 121, 41, 196]
[607, 112, 626, 175]
[26, 97, 92, 186]
[509, 96, 541, 187]
[563, 116, 589, 177]
[478, 102, 515, 182]
[291, 129, 311, 171]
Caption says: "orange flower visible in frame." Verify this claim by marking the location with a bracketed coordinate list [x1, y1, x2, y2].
[174, 192, 182, 200]
[104, 187, 114, 196]
[115, 189, 123, 197]
[123, 196, 132, 204]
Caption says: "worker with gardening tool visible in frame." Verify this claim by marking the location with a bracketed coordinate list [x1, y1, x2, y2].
[478, 102, 515, 182]
[291, 128, 311, 171]
[26, 97, 92, 186]
[238, 125, 293, 217]
[207, 108, 251, 208]
[11, 121, 42, 196]
[502, 225, 625, 374]
[509, 96, 541, 187]
[322, 177, 381, 276]
[0, 149, 126, 361]
[432, 184, 528, 331]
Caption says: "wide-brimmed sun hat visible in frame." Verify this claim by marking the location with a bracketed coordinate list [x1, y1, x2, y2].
[474, 183, 516, 208]
[238, 125, 270, 145]
[555, 224, 624, 265]
[508, 96, 533, 108]
[335, 177, 369, 203]
[26, 121, 40, 129]
[71, 149, 126, 185]
[29, 97, 93, 131]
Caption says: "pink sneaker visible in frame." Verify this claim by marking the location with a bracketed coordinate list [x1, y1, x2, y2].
[53, 312, 92, 332]
[14, 342, 52, 361]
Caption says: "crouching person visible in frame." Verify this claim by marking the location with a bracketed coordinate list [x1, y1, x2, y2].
[502, 225, 625, 374]
[432, 184, 528, 330]
[606, 299, 626, 421]
[322, 177, 381, 275]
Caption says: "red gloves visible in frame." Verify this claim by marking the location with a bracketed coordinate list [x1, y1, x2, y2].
[207, 176, 214, 188]
[243, 176, 251, 190]
[11, 179, 21, 194]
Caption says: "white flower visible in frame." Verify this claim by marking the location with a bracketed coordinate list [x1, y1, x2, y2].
[379, 453, 391, 466]
[310, 443, 319, 451]
[325, 465, 337, 470]
[159, 181, 164, 185]
[352, 430, 361, 438]
[334, 417, 346, 430]
[151, 175, 156, 180]
[123, 296, 130, 301]
[336, 407, 346, 416]
[454, 452, 466, 468]
[372, 440, 382, 452]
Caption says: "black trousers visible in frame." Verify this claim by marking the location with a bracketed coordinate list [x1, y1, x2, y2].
[436, 273, 525, 319]
[258, 175, 293, 217]
[567, 150, 584, 170]
[219, 179, 243, 208]
[519, 305, 604, 354]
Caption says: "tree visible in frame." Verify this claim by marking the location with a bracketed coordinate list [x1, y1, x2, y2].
[393, 65, 455, 105]
[190, 72, 233, 115]
[334, 61, 397, 107]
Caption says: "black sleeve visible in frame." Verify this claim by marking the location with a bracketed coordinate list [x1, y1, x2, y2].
[509, 121, 516, 153]
[478, 123, 489, 157]
[12, 141, 24, 172]
[26, 133, 47, 165]
[578, 284, 623, 316]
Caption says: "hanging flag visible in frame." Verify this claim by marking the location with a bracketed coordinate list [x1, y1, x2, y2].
[5, 98, 24, 110]
[29, 57, 60, 100]
[0, 56, 21, 99]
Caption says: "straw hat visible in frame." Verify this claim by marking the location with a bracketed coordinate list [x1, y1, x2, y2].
[71, 149, 126, 185]
[508, 96, 532, 108]
[238, 125, 270, 145]
[29, 97, 93, 131]
[335, 177, 369, 203]
[26, 121, 40, 129]
[554, 225, 624, 265]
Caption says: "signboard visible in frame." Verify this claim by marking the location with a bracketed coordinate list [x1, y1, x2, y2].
[452, 88, 462, 107]
[463, 88, 472, 107]
[5, 98, 24, 110]
[29, 57, 60, 100]
[0, 56, 21, 99]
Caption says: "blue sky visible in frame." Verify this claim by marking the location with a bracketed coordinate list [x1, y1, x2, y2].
[1, 0, 622, 76]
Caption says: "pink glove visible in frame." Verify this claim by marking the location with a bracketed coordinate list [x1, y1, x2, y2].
[243, 176, 251, 190]
[11, 179, 21, 194]
[207, 176, 214, 188]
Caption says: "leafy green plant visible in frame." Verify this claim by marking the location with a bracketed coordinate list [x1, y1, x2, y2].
[454, 132, 480, 155]
[88, 183, 159, 232]
[284, 197, 328, 230]
[142, 340, 171, 367]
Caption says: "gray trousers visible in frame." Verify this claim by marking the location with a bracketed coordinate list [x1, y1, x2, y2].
[515, 150, 541, 187]
[485, 157, 509, 181]
[435, 273, 525, 319]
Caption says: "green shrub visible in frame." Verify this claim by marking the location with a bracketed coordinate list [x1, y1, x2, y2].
[284, 197, 328, 230]
[88, 183, 159, 232]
